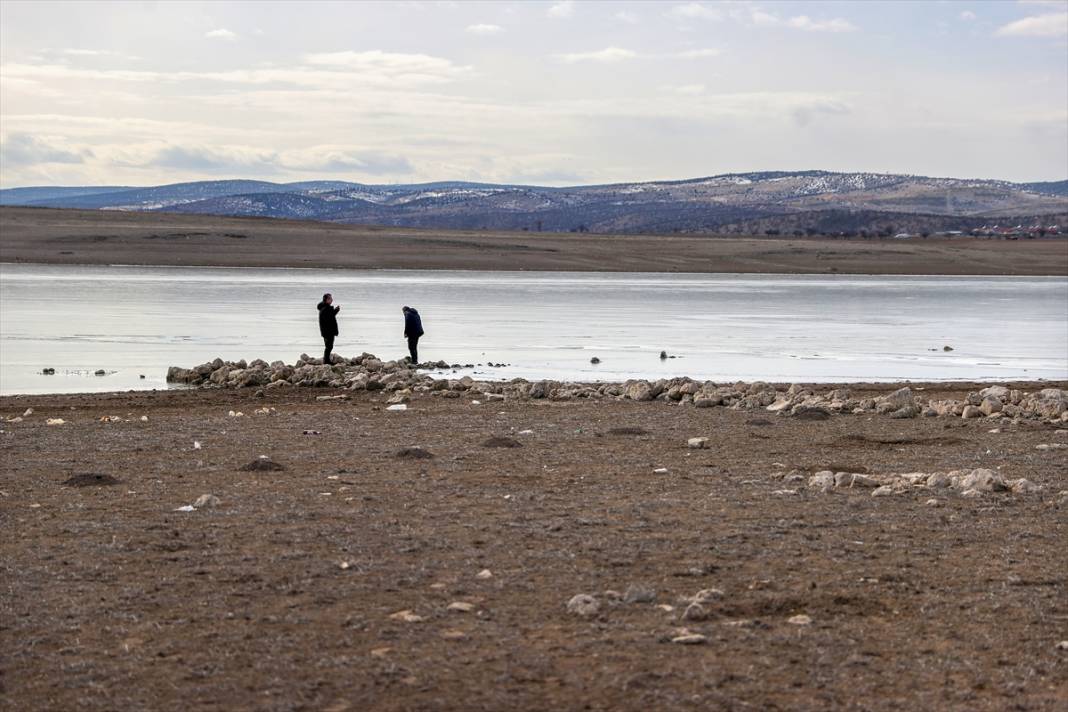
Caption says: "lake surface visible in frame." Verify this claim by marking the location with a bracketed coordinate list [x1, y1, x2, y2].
[1, 264, 1066, 395]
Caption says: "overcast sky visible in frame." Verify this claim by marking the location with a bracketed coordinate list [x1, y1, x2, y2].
[1, 0, 1066, 187]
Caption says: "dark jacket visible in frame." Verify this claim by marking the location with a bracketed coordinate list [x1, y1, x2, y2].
[318, 301, 339, 337]
[403, 308, 424, 338]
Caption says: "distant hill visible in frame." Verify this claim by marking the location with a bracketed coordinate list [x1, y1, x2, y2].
[2, 171, 1065, 235]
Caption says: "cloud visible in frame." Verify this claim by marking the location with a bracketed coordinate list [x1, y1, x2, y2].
[668, 3, 721, 21]
[149, 145, 277, 173]
[204, 28, 238, 41]
[787, 16, 858, 33]
[960, 10, 977, 22]
[465, 23, 503, 35]
[286, 148, 413, 175]
[791, 99, 852, 127]
[0, 133, 88, 165]
[614, 11, 639, 24]
[749, 10, 781, 27]
[547, 1, 574, 19]
[303, 50, 470, 83]
[995, 12, 1068, 37]
[664, 84, 706, 96]
[556, 47, 638, 63]
[676, 48, 722, 59]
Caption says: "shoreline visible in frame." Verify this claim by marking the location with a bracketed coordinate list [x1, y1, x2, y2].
[5, 259, 1068, 279]
[4, 206, 1067, 275]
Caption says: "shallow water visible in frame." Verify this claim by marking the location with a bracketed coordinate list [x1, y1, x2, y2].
[1, 264, 1066, 394]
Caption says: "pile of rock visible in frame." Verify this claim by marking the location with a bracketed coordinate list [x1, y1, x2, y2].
[805, 467, 1040, 498]
[166, 354, 1068, 424]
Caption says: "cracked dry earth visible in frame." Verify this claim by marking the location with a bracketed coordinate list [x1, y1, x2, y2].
[1, 385, 1067, 711]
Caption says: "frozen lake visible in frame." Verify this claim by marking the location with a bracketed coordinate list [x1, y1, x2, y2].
[1, 263, 1066, 394]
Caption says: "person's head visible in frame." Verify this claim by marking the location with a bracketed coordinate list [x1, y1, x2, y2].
[323, 293, 333, 305]
[402, 306, 410, 314]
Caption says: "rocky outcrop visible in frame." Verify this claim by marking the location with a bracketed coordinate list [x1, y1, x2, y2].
[165, 355, 1068, 424]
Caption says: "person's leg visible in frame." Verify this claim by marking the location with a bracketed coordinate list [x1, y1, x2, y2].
[324, 334, 334, 364]
[408, 336, 419, 364]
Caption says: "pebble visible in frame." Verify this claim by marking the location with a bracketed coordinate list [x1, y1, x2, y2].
[653, 468, 669, 474]
[925, 498, 942, 507]
[388, 610, 424, 623]
[446, 601, 476, 613]
[386, 404, 408, 412]
[566, 594, 600, 617]
[46, 418, 65, 426]
[687, 437, 709, 449]
[476, 569, 493, 579]
[192, 494, 220, 509]
[671, 633, 707, 645]
[692, 588, 725, 603]
[623, 585, 657, 604]
[440, 630, 468, 640]
[682, 602, 708, 621]
[787, 614, 812, 626]
[871, 485, 895, 497]
[1056, 641, 1068, 651]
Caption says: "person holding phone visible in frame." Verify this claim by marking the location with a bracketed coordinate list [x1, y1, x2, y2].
[317, 293, 340, 364]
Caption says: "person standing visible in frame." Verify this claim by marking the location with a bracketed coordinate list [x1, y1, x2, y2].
[402, 306, 424, 364]
[318, 293, 340, 364]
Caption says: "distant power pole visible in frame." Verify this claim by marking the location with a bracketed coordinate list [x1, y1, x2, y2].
[536, 220, 543, 232]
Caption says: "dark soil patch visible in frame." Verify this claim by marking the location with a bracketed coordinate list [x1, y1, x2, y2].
[395, 447, 434, 459]
[792, 407, 831, 420]
[238, 458, 286, 471]
[607, 427, 651, 436]
[481, 436, 522, 448]
[62, 473, 120, 487]
[746, 417, 774, 426]
[842, 434, 967, 447]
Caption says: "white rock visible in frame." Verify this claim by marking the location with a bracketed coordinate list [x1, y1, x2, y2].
[447, 601, 476, 613]
[174, 505, 195, 512]
[787, 614, 812, 626]
[687, 437, 709, 449]
[192, 494, 220, 509]
[388, 609, 424, 623]
[566, 594, 600, 617]
[925, 498, 942, 507]
[476, 569, 493, 579]
[671, 632, 707, 645]
[45, 418, 65, 425]
[387, 404, 408, 412]
[654, 467, 669, 474]
[808, 471, 835, 490]
[959, 468, 1008, 492]
[871, 485, 895, 497]
[926, 472, 951, 489]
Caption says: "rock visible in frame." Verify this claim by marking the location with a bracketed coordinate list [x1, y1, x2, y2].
[925, 498, 942, 507]
[45, 418, 65, 425]
[787, 614, 812, 626]
[386, 404, 408, 412]
[671, 632, 707, 645]
[871, 485, 895, 497]
[566, 594, 600, 617]
[808, 471, 835, 491]
[882, 387, 915, 409]
[687, 437, 709, 449]
[691, 588, 724, 603]
[767, 399, 793, 413]
[623, 381, 655, 402]
[239, 456, 285, 472]
[1008, 478, 1041, 494]
[388, 610, 424, 623]
[476, 569, 493, 580]
[192, 494, 220, 509]
[792, 406, 831, 421]
[94, 369, 106, 376]
[682, 603, 708, 621]
[959, 468, 1008, 492]
[660, 351, 668, 360]
[623, 585, 656, 604]
[834, 472, 854, 488]
[979, 397, 1003, 416]
[446, 601, 476, 613]
[693, 394, 722, 408]
[943, 345, 953, 351]
[925, 472, 951, 489]
[590, 357, 601, 364]
[980, 385, 1010, 400]
[850, 474, 880, 488]
[890, 404, 922, 419]
[961, 405, 982, 419]
[653, 467, 669, 475]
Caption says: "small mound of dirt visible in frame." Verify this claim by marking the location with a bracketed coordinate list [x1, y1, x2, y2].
[481, 436, 522, 449]
[395, 447, 434, 459]
[239, 458, 286, 472]
[63, 473, 121, 487]
[607, 427, 650, 436]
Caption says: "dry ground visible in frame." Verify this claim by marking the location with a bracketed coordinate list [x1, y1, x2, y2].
[2, 384, 1067, 711]
[2, 207, 1066, 275]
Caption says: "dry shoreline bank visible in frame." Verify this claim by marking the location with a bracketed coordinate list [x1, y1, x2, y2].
[3, 206, 1067, 275]
[2, 384, 1067, 710]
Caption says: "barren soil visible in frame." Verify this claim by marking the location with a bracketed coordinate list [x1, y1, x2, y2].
[3, 207, 1066, 275]
[2, 384, 1067, 711]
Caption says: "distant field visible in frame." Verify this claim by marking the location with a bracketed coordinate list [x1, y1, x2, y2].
[1, 206, 1066, 275]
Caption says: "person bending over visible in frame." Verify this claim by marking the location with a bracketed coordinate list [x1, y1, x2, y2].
[402, 306, 424, 364]
[318, 293, 340, 364]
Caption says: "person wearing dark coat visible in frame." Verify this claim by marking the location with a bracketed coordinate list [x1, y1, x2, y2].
[317, 293, 340, 364]
[402, 306, 424, 364]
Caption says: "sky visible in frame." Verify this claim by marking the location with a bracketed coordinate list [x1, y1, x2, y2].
[0, 0, 1066, 188]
